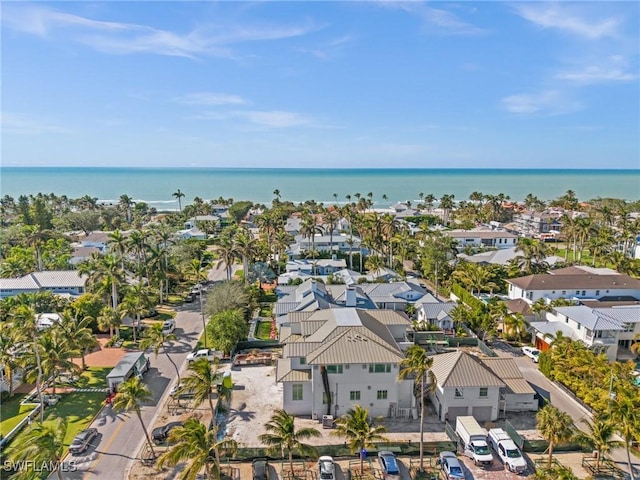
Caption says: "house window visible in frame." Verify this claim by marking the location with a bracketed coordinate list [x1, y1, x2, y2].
[300, 357, 306, 365]
[326, 365, 343, 374]
[377, 390, 388, 400]
[582, 291, 586, 296]
[350, 391, 361, 401]
[369, 364, 391, 373]
[479, 388, 488, 397]
[292, 384, 303, 401]
[576, 291, 580, 295]
[455, 388, 464, 398]
[562, 291, 566, 295]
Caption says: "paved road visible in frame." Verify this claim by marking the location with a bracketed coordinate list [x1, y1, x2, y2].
[510, 352, 640, 479]
[58, 308, 204, 480]
[58, 264, 240, 480]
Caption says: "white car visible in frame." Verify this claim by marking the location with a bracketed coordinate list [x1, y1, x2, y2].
[522, 346, 540, 363]
[186, 348, 221, 363]
[318, 456, 335, 480]
[162, 320, 175, 335]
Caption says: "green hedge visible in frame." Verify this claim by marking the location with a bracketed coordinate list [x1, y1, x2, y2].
[451, 283, 486, 312]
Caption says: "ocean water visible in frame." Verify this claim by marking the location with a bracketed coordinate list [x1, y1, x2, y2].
[1, 167, 638, 211]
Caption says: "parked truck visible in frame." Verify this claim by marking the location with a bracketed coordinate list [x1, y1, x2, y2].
[455, 416, 493, 467]
[106, 351, 150, 391]
[488, 428, 527, 474]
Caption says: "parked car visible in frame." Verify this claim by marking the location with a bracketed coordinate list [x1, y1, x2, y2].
[377, 451, 400, 480]
[185, 293, 194, 303]
[186, 348, 221, 363]
[252, 458, 270, 480]
[318, 456, 335, 480]
[152, 422, 184, 443]
[69, 428, 98, 455]
[437, 451, 465, 480]
[162, 319, 176, 335]
[522, 346, 540, 363]
[169, 383, 195, 398]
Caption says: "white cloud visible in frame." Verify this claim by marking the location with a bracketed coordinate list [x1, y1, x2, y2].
[376, 1, 485, 35]
[1, 5, 319, 59]
[232, 110, 313, 128]
[175, 92, 248, 106]
[513, 4, 620, 39]
[0, 112, 72, 135]
[556, 61, 638, 84]
[501, 90, 582, 116]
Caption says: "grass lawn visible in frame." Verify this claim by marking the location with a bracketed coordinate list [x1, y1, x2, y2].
[255, 321, 273, 340]
[6, 391, 105, 452]
[258, 306, 273, 317]
[0, 394, 35, 437]
[77, 367, 110, 389]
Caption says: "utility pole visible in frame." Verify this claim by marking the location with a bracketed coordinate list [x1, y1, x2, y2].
[199, 288, 207, 348]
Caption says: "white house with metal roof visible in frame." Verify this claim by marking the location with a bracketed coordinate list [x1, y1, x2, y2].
[443, 229, 518, 250]
[0, 271, 88, 298]
[529, 305, 640, 361]
[428, 351, 506, 422]
[276, 308, 414, 420]
[480, 358, 538, 413]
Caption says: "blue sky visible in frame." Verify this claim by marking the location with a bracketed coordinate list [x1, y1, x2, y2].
[2, 1, 639, 169]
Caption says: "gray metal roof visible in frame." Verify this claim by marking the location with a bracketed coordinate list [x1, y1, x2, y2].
[481, 358, 536, 395]
[106, 352, 145, 379]
[430, 351, 505, 388]
[529, 321, 580, 341]
[419, 302, 457, 320]
[508, 273, 640, 291]
[554, 306, 628, 331]
[276, 359, 312, 382]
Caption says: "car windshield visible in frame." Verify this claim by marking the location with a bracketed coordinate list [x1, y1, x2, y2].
[506, 449, 522, 458]
[383, 456, 399, 473]
[475, 445, 491, 455]
[450, 466, 463, 475]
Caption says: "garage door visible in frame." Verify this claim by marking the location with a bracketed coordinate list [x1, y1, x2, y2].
[447, 407, 468, 424]
[472, 406, 493, 422]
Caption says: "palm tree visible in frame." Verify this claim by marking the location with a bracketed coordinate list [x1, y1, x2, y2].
[608, 397, 640, 480]
[97, 305, 121, 339]
[574, 412, 622, 473]
[173, 189, 185, 213]
[141, 322, 180, 396]
[398, 345, 433, 470]
[119, 283, 152, 343]
[233, 227, 258, 284]
[7, 416, 67, 480]
[111, 376, 156, 458]
[331, 405, 389, 474]
[157, 417, 237, 480]
[0, 322, 21, 396]
[536, 404, 574, 467]
[29, 328, 80, 395]
[259, 409, 320, 475]
[182, 358, 220, 421]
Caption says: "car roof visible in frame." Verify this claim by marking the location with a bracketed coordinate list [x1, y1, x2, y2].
[379, 451, 395, 456]
[440, 451, 457, 458]
[75, 428, 96, 438]
[319, 456, 334, 462]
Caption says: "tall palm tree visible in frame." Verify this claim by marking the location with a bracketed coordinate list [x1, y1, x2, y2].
[0, 322, 20, 396]
[157, 417, 237, 480]
[536, 404, 574, 467]
[233, 227, 257, 284]
[398, 345, 433, 470]
[7, 417, 67, 480]
[28, 328, 80, 395]
[111, 376, 156, 458]
[57, 314, 97, 370]
[119, 283, 153, 343]
[259, 409, 320, 475]
[182, 358, 220, 421]
[97, 305, 121, 339]
[608, 397, 640, 480]
[141, 322, 180, 394]
[331, 405, 389, 474]
[11, 304, 45, 421]
[173, 189, 185, 213]
[575, 412, 622, 473]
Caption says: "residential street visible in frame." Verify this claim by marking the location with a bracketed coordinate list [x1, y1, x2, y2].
[511, 352, 640, 478]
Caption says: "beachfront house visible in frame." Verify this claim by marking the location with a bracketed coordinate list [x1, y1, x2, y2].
[276, 308, 415, 420]
[443, 229, 518, 250]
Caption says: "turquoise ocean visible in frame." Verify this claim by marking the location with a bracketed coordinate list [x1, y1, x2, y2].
[1, 167, 639, 211]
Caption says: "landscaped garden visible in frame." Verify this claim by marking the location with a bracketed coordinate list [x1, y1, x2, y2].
[255, 321, 274, 340]
[0, 394, 36, 438]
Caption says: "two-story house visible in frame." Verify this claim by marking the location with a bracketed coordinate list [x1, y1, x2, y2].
[429, 351, 506, 423]
[276, 308, 414, 420]
[506, 267, 640, 304]
[529, 305, 640, 361]
[444, 229, 518, 250]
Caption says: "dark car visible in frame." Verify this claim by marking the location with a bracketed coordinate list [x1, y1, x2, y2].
[69, 428, 98, 455]
[152, 422, 183, 443]
[252, 458, 270, 480]
[377, 451, 400, 479]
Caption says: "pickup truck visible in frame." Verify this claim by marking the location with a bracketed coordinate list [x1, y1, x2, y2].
[186, 348, 222, 363]
[488, 428, 527, 474]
